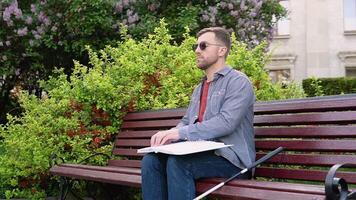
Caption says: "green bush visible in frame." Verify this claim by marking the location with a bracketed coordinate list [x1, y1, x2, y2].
[303, 77, 356, 97]
[0, 21, 304, 199]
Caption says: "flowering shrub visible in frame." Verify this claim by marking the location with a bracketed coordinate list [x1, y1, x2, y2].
[0, 21, 303, 198]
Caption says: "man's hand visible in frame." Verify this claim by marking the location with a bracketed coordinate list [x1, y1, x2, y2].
[150, 129, 180, 146]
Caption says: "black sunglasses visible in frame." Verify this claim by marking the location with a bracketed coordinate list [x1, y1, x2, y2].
[192, 41, 224, 51]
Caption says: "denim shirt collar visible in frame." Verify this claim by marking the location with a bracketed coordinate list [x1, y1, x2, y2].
[201, 66, 233, 82]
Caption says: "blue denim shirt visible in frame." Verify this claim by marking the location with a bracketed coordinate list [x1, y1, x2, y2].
[177, 66, 255, 169]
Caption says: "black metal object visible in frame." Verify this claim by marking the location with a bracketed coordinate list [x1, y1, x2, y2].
[194, 147, 284, 200]
[325, 163, 356, 200]
[52, 152, 111, 200]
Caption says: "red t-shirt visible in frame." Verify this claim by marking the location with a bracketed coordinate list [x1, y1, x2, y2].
[198, 80, 210, 122]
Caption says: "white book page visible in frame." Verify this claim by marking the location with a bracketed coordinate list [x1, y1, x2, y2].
[137, 141, 232, 155]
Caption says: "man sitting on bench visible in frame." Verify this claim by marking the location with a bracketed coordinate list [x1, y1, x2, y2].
[141, 27, 256, 200]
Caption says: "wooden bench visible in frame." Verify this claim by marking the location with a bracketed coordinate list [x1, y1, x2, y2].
[50, 94, 356, 200]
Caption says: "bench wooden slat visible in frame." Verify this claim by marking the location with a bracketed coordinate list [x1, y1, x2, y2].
[107, 159, 141, 168]
[117, 130, 156, 138]
[257, 153, 356, 166]
[124, 108, 186, 121]
[113, 148, 142, 156]
[256, 140, 356, 151]
[115, 139, 150, 147]
[58, 164, 141, 175]
[117, 127, 356, 138]
[121, 111, 356, 129]
[50, 166, 141, 187]
[201, 179, 325, 195]
[111, 150, 356, 168]
[122, 112, 356, 129]
[196, 182, 325, 200]
[255, 126, 356, 138]
[254, 111, 356, 126]
[121, 119, 180, 129]
[254, 95, 356, 114]
[51, 164, 326, 200]
[117, 126, 356, 139]
[255, 167, 356, 183]
[112, 150, 356, 167]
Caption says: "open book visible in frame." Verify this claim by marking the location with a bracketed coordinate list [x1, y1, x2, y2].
[137, 141, 232, 155]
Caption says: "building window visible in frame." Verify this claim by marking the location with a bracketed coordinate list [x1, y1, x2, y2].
[266, 54, 296, 83]
[339, 51, 356, 76]
[269, 69, 291, 84]
[273, 0, 290, 36]
[346, 67, 356, 77]
[344, 0, 356, 31]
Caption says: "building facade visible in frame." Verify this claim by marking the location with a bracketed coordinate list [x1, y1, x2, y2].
[268, 0, 356, 83]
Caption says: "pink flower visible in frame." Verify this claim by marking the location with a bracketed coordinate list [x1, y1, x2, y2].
[230, 10, 239, 17]
[3, 1, 22, 23]
[34, 34, 41, 39]
[17, 27, 28, 36]
[29, 39, 34, 46]
[220, 2, 227, 9]
[240, 0, 246, 10]
[126, 9, 133, 16]
[51, 26, 58, 32]
[123, 0, 129, 7]
[7, 20, 14, 27]
[208, 6, 218, 15]
[148, 4, 157, 12]
[37, 11, 48, 23]
[3, 8, 11, 22]
[115, 3, 123, 13]
[14, 7, 22, 19]
[201, 14, 209, 22]
[36, 26, 45, 35]
[26, 16, 33, 25]
[31, 4, 36, 13]
[43, 17, 51, 26]
[228, 3, 234, 10]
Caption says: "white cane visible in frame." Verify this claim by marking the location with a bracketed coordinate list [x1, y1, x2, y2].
[194, 147, 284, 200]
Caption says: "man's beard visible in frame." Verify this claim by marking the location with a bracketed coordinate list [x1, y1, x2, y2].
[197, 63, 211, 70]
[197, 57, 217, 70]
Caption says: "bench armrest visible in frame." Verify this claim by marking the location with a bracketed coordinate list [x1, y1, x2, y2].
[325, 163, 356, 200]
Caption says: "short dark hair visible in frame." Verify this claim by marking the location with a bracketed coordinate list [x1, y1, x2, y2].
[197, 27, 231, 58]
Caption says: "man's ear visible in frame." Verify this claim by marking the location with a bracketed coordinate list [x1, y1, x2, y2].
[218, 47, 227, 57]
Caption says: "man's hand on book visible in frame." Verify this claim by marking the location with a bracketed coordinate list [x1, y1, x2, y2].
[151, 129, 180, 146]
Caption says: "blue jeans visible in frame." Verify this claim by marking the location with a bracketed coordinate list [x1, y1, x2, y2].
[141, 151, 251, 200]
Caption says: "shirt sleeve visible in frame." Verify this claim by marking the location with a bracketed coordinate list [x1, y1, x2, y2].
[178, 75, 255, 141]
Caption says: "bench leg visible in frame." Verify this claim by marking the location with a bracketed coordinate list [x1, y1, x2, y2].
[57, 177, 85, 200]
[58, 177, 69, 200]
[57, 178, 119, 200]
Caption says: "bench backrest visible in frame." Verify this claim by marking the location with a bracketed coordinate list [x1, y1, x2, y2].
[110, 94, 356, 185]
